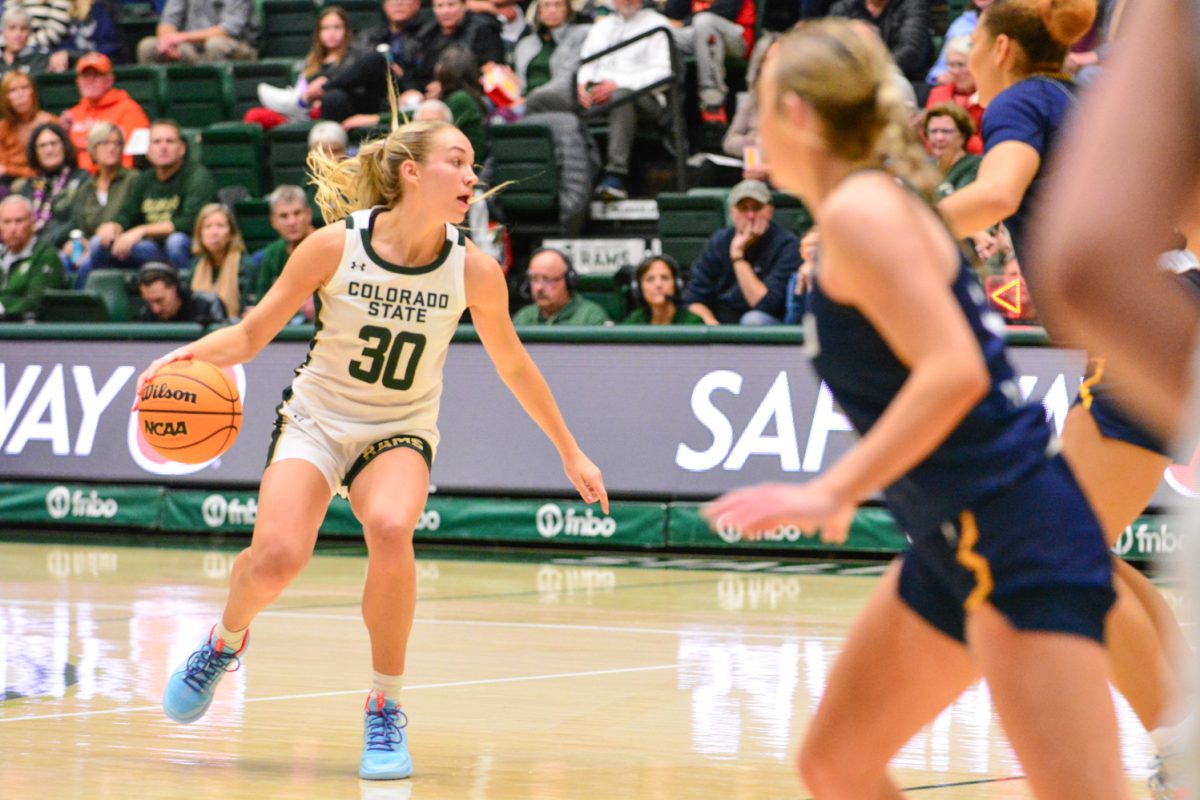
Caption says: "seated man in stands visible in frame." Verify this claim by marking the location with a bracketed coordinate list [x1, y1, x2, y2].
[664, 0, 754, 127]
[0, 194, 63, 320]
[829, 0, 931, 84]
[513, 247, 611, 325]
[137, 0, 258, 64]
[59, 53, 150, 172]
[135, 261, 226, 324]
[246, 185, 315, 322]
[682, 180, 799, 325]
[91, 120, 217, 272]
[576, 0, 672, 201]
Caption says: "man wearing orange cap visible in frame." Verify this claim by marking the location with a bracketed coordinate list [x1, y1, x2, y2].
[59, 53, 150, 172]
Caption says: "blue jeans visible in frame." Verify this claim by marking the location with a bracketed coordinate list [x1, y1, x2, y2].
[740, 309, 782, 326]
[88, 232, 193, 276]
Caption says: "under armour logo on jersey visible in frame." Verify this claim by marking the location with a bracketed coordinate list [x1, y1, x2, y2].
[350, 260, 367, 271]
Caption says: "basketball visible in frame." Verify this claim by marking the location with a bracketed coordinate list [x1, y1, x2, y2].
[138, 360, 242, 464]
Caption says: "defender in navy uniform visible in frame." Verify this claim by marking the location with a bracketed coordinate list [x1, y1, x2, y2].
[937, 0, 1190, 762]
[706, 23, 1132, 799]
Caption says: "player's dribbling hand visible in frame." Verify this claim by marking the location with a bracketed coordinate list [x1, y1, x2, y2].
[563, 450, 609, 514]
[702, 481, 855, 544]
[131, 349, 193, 411]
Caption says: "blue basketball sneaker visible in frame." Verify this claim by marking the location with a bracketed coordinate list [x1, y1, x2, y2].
[360, 691, 412, 780]
[162, 626, 248, 723]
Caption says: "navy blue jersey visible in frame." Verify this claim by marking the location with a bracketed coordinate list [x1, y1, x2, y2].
[804, 255, 1051, 533]
[981, 75, 1076, 268]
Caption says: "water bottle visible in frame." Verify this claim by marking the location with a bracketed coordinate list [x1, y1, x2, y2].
[68, 229, 85, 268]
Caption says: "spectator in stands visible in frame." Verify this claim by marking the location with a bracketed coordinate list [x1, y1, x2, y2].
[511, 0, 590, 114]
[664, 0, 754, 127]
[923, 36, 982, 154]
[923, 103, 980, 199]
[620, 254, 702, 324]
[15, 122, 88, 248]
[16, 0, 73, 71]
[513, 247, 611, 324]
[423, 46, 487, 159]
[682, 179, 800, 324]
[413, 98, 453, 121]
[927, 0, 991, 84]
[576, 0, 672, 201]
[59, 0, 125, 64]
[135, 260, 227, 323]
[92, 119, 217, 272]
[67, 121, 136, 286]
[722, 33, 776, 179]
[308, 120, 348, 160]
[828, 0, 932, 83]
[0, 194, 64, 319]
[0, 71, 56, 185]
[189, 202, 250, 319]
[136, 0, 258, 64]
[494, 0, 529, 51]
[247, 6, 356, 129]
[0, 7, 49, 77]
[352, 0, 432, 99]
[247, 185, 315, 322]
[783, 227, 820, 324]
[421, 0, 506, 76]
[59, 53, 150, 172]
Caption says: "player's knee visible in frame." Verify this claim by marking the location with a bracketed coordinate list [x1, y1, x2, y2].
[362, 516, 416, 559]
[798, 734, 865, 798]
[249, 541, 311, 589]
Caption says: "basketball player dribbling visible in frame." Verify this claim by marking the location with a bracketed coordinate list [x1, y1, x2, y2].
[132, 119, 609, 781]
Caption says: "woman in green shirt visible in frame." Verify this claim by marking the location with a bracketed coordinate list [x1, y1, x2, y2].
[70, 121, 137, 287]
[621, 255, 703, 325]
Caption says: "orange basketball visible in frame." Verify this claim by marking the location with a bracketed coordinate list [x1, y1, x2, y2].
[138, 360, 242, 464]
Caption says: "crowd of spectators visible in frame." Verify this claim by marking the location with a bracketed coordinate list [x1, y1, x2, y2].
[0, 0, 1134, 325]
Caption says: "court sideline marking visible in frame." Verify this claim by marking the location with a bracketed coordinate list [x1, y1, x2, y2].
[0, 662, 679, 724]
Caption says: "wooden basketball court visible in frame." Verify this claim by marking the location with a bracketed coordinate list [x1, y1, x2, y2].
[0, 537, 1169, 798]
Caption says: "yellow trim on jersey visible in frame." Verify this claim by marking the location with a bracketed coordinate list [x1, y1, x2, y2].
[1078, 357, 1105, 410]
[955, 511, 993, 612]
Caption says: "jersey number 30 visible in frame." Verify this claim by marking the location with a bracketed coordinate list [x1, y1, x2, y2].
[348, 325, 427, 390]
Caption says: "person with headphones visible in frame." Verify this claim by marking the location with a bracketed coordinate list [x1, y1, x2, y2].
[135, 261, 227, 324]
[620, 254, 703, 325]
[513, 246, 611, 325]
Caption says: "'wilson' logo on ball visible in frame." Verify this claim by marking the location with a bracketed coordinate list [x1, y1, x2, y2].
[142, 384, 198, 404]
[143, 420, 189, 436]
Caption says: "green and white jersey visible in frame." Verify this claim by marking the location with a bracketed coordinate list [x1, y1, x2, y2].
[285, 208, 467, 456]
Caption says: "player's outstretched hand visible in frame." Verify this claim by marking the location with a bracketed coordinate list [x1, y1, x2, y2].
[702, 480, 855, 544]
[131, 349, 193, 411]
[563, 450, 609, 514]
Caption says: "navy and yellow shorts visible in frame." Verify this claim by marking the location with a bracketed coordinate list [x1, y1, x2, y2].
[1076, 357, 1169, 456]
[897, 454, 1115, 644]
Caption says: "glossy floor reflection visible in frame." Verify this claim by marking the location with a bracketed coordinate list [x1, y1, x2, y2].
[0, 539, 1175, 799]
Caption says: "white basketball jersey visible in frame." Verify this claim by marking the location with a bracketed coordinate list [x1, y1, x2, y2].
[284, 208, 467, 454]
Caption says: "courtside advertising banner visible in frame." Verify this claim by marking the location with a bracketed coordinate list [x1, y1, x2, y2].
[0, 338, 1192, 506]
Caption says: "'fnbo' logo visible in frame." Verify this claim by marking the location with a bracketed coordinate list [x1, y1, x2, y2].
[45, 486, 71, 519]
[535, 503, 617, 539]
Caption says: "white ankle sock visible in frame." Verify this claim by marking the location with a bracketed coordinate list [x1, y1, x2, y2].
[372, 671, 403, 701]
[215, 621, 248, 651]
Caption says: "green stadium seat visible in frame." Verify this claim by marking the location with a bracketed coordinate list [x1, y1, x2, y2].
[656, 192, 727, 269]
[228, 61, 296, 120]
[201, 123, 267, 196]
[771, 192, 814, 240]
[333, 0, 384, 35]
[234, 198, 277, 254]
[112, 65, 163, 119]
[161, 65, 232, 127]
[266, 121, 315, 189]
[35, 73, 79, 115]
[118, 2, 159, 54]
[39, 290, 112, 322]
[489, 123, 563, 235]
[82, 269, 133, 322]
[261, 0, 321, 60]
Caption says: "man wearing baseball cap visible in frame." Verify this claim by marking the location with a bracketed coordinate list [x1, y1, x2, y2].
[59, 53, 150, 172]
[681, 179, 800, 325]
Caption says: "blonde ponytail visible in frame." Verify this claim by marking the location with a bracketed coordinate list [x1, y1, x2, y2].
[873, 80, 939, 200]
